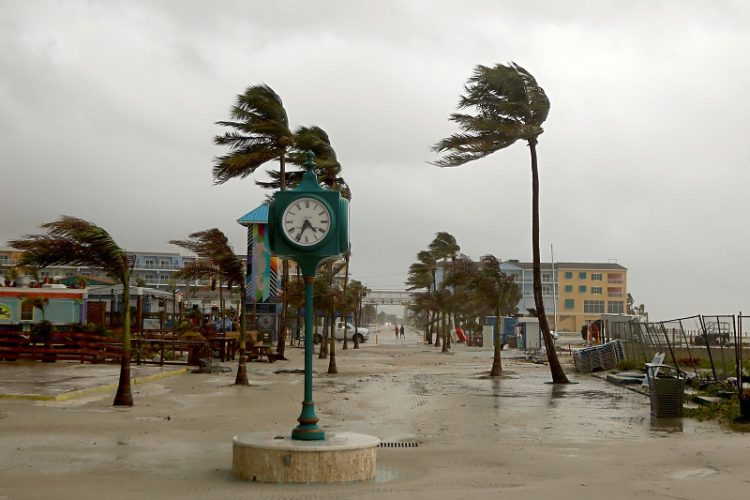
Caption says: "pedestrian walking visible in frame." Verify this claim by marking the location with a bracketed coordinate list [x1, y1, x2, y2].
[400, 324, 405, 339]
[395, 325, 399, 339]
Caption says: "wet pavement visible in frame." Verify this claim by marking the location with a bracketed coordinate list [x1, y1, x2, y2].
[0, 361, 187, 399]
[0, 326, 743, 500]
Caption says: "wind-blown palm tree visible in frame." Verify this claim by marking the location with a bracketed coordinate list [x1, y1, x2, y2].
[213, 84, 294, 360]
[8, 216, 137, 405]
[433, 62, 569, 384]
[213, 84, 293, 187]
[170, 229, 249, 385]
[429, 232, 460, 349]
[448, 254, 521, 376]
[406, 250, 438, 344]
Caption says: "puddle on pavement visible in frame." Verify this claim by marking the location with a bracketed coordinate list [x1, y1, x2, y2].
[370, 465, 399, 483]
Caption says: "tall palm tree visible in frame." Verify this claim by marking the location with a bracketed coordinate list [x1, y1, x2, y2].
[433, 62, 569, 384]
[9, 216, 137, 405]
[448, 255, 522, 376]
[213, 84, 293, 187]
[255, 126, 351, 358]
[170, 229, 249, 385]
[213, 84, 294, 360]
[346, 279, 368, 349]
[429, 232, 460, 349]
[406, 250, 438, 344]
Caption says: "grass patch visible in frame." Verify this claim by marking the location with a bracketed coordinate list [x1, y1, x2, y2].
[684, 396, 750, 432]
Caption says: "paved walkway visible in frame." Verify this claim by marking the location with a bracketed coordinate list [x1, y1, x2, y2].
[0, 361, 187, 400]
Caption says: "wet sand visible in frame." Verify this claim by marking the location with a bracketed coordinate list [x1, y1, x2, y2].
[1, 329, 747, 499]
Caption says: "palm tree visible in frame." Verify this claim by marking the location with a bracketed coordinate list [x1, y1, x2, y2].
[429, 232, 460, 349]
[258, 127, 351, 359]
[448, 255, 522, 376]
[406, 250, 439, 344]
[433, 62, 569, 384]
[8, 216, 137, 405]
[213, 84, 294, 360]
[170, 229, 249, 385]
[346, 279, 368, 349]
[213, 84, 293, 187]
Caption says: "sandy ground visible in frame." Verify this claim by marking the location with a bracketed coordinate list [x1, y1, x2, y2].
[1, 328, 749, 500]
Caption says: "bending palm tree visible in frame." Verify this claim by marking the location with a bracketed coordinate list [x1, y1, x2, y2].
[9, 216, 137, 405]
[170, 229, 249, 385]
[213, 84, 294, 359]
[433, 62, 569, 384]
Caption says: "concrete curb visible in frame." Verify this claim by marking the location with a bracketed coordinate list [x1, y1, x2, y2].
[0, 367, 189, 401]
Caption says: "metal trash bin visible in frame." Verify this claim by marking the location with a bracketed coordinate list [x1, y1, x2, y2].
[646, 364, 684, 417]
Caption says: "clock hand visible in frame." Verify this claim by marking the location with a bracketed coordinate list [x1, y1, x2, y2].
[296, 220, 313, 242]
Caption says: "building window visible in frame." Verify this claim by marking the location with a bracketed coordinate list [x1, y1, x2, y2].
[607, 273, 623, 284]
[564, 285, 573, 292]
[160, 260, 170, 268]
[21, 302, 34, 321]
[542, 285, 552, 295]
[564, 272, 573, 279]
[145, 274, 156, 282]
[592, 287, 603, 294]
[564, 299, 575, 309]
[592, 273, 602, 281]
[0, 255, 8, 265]
[144, 259, 155, 269]
[584, 300, 605, 313]
[608, 301, 624, 314]
[160, 275, 169, 284]
[607, 287, 624, 297]
[542, 273, 552, 282]
[579, 285, 587, 293]
[579, 272, 587, 279]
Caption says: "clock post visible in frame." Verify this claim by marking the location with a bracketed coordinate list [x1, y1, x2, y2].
[268, 151, 350, 441]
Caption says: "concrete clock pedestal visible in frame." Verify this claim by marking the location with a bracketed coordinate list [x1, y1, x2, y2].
[232, 432, 380, 483]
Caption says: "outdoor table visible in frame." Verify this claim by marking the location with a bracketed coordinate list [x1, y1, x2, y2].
[208, 335, 237, 362]
[132, 338, 208, 366]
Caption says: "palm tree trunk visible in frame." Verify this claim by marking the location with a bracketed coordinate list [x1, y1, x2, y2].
[276, 153, 290, 359]
[441, 310, 449, 352]
[529, 139, 569, 384]
[342, 254, 350, 350]
[319, 313, 329, 358]
[490, 303, 502, 376]
[235, 283, 249, 385]
[328, 311, 337, 374]
[113, 278, 134, 406]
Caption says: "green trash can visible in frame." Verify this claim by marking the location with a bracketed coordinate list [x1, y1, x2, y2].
[647, 364, 684, 418]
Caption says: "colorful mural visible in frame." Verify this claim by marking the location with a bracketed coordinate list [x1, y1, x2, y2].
[247, 223, 279, 303]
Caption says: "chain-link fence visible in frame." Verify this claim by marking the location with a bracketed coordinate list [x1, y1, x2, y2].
[606, 314, 748, 386]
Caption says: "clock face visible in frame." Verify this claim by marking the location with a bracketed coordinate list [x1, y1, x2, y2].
[282, 197, 331, 247]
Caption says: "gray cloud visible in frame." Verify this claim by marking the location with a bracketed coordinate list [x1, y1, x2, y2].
[2, 0, 749, 319]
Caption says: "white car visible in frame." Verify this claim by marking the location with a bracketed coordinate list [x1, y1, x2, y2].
[336, 322, 369, 342]
[313, 322, 369, 343]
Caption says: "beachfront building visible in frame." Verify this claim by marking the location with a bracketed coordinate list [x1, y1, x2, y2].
[0, 246, 245, 314]
[497, 260, 628, 332]
[556, 263, 628, 332]
[431, 258, 628, 333]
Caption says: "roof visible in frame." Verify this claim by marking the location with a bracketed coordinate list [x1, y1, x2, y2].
[87, 285, 173, 299]
[502, 261, 627, 271]
[237, 204, 269, 226]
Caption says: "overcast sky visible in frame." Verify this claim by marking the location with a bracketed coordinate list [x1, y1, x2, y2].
[1, 1, 749, 320]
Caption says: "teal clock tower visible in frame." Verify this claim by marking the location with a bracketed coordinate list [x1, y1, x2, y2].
[268, 151, 350, 440]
